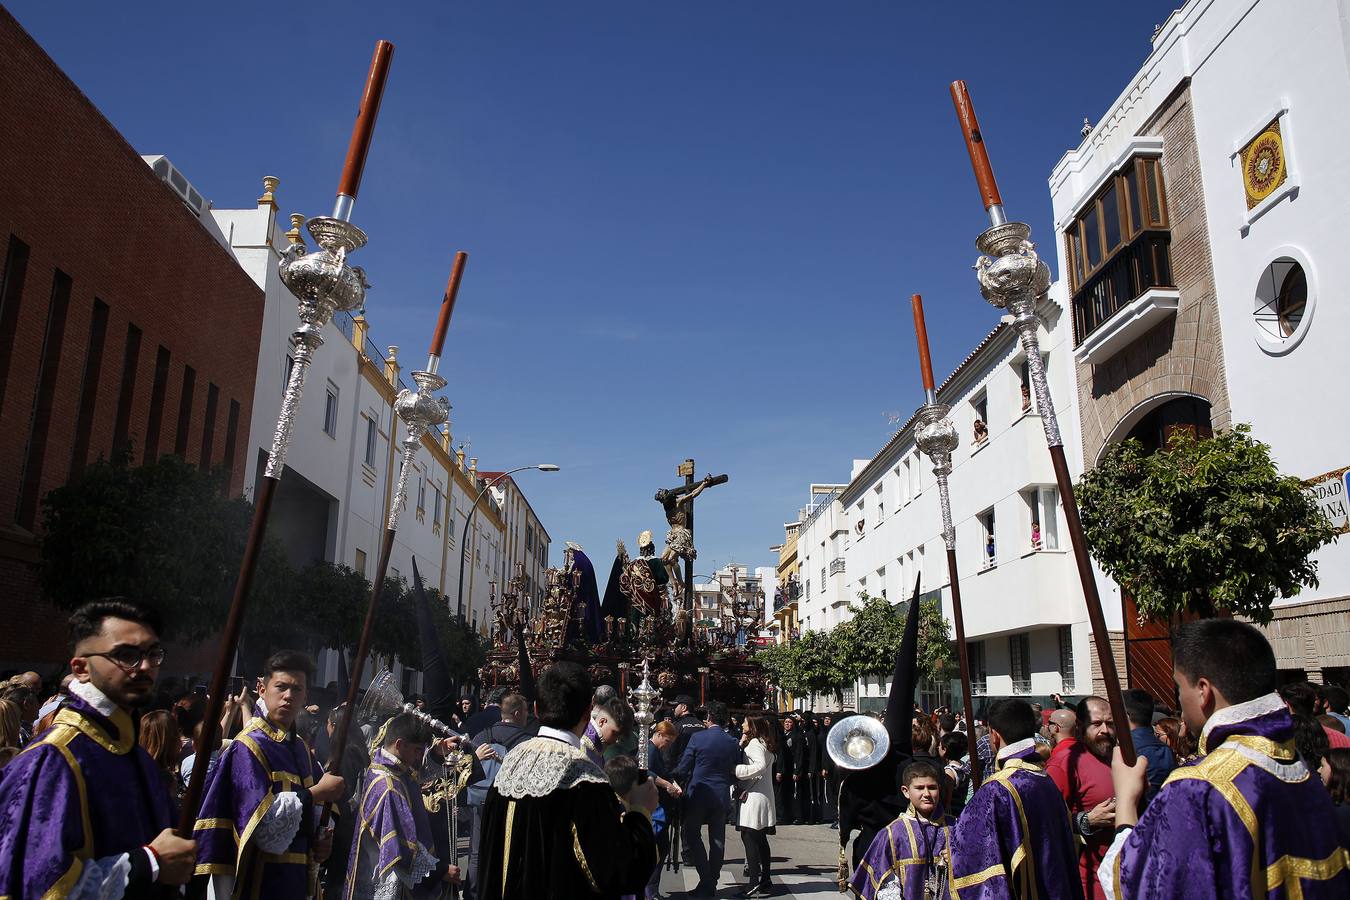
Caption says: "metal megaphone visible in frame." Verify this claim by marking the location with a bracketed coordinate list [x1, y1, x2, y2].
[826, 714, 890, 771]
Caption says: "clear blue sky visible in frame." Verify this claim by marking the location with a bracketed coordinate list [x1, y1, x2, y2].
[9, 0, 1179, 576]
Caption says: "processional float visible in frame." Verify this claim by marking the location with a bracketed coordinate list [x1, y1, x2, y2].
[948, 81, 1134, 763]
[178, 40, 396, 834]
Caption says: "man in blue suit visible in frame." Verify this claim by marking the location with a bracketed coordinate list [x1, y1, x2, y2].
[672, 700, 741, 897]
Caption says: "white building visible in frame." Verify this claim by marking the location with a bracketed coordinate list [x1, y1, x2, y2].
[795, 482, 853, 638]
[188, 174, 533, 690]
[831, 291, 1089, 714]
[1049, 0, 1350, 689]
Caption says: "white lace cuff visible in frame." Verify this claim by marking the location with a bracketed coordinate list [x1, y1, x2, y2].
[67, 853, 131, 900]
[1097, 826, 1131, 900]
[255, 791, 304, 854]
[374, 872, 403, 900]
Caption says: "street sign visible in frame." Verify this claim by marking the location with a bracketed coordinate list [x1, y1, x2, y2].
[1303, 466, 1349, 534]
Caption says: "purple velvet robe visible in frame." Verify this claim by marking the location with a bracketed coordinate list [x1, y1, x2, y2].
[343, 748, 442, 899]
[850, 810, 955, 900]
[1102, 693, 1350, 899]
[193, 714, 325, 898]
[0, 694, 172, 899]
[949, 741, 1083, 900]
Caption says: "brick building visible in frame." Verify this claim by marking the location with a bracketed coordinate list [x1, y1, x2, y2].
[0, 6, 264, 670]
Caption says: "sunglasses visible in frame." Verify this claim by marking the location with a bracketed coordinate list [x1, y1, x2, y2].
[86, 646, 166, 670]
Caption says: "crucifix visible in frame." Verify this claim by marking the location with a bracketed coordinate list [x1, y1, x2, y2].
[655, 458, 729, 636]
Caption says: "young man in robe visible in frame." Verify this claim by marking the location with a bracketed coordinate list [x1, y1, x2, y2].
[344, 712, 460, 899]
[193, 650, 345, 898]
[850, 760, 955, 900]
[1101, 619, 1350, 899]
[949, 698, 1082, 899]
[475, 661, 658, 899]
[0, 598, 196, 898]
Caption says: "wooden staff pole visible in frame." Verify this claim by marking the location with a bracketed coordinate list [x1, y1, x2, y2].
[910, 294, 981, 787]
[177, 39, 398, 836]
[427, 251, 468, 369]
[948, 81, 1135, 764]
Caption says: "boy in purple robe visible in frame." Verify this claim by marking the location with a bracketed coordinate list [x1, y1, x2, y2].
[344, 712, 460, 899]
[193, 650, 345, 898]
[850, 760, 955, 900]
[949, 699, 1083, 900]
[0, 599, 196, 899]
[1101, 619, 1350, 899]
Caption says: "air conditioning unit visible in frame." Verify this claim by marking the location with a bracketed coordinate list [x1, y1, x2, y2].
[142, 155, 208, 216]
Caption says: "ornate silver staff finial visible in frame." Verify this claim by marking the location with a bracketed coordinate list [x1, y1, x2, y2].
[388, 369, 451, 531]
[628, 659, 660, 771]
[914, 403, 960, 551]
[974, 222, 1059, 448]
[268, 218, 370, 480]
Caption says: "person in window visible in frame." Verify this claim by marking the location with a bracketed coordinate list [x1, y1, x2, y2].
[973, 419, 989, 443]
[1021, 383, 1032, 412]
[985, 534, 996, 564]
[1031, 521, 1042, 551]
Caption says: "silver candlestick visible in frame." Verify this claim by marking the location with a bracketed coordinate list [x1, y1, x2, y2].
[628, 659, 660, 771]
[914, 404, 959, 552]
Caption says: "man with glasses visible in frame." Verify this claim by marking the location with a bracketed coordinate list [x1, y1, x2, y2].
[193, 650, 344, 898]
[0, 597, 197, 898]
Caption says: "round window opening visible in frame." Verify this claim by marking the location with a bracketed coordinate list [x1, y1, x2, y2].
[1253, 255, 1313, 352]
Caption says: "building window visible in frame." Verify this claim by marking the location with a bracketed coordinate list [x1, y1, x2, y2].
[1058, 625, 1076, 692]
[970, 640, 987, 695]
[526, 524, 535, 553]
[417, 471, 426, 510]
[354, 548, 367, 576]
[364, 415, 378, 467]
[979, 508, 997, 568]
[874, 483, 884, 523]
[433, 485, 442, 523]
[70, 299, 110, 477]
[1021, 487, 1058, 551]
[1010, 632, 1031, 694]
[1067, 156, 1172, 344]
[971, 392, 989, 445]
[1254, 256, 1315, 353]
[323, 384, 339, 437]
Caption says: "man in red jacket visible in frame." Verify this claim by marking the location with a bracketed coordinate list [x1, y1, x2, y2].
[1045, 698, 1116, 900]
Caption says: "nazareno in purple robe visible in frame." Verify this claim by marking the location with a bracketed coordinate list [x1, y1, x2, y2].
[949, 739, 1083, 900]
[849, 809, 955, 900]
[1099, 692, 1350, 899]
[0, 691, 172, 899]
[193, 713, 325, 898]
[343, 748, 444, 899]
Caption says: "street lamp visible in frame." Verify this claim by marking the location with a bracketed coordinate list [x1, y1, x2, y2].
[456, 464, 560, 621]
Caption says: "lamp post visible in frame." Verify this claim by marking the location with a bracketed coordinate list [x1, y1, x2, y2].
[457, 464, 560, 621]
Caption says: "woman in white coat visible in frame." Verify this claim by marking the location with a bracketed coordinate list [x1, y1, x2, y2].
[735, 715, 778, 898]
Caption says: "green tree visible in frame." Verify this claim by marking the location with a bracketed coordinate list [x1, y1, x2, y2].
[1076, 425, 1337, 624]
[833, 592, 951, 685]
[40, 453, 291, 643]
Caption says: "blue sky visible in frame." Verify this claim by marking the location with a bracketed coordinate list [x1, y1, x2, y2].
[9, 0, 1179, 577]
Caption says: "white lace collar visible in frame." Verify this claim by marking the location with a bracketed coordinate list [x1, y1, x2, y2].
[538, 725, 582, 748]
[1199, 692, 1286, 748]
[996, 737, 1036, 761]
[69, 679, 119, 717]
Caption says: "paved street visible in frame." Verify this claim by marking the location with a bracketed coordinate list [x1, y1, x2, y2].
[659, 822, 843, 897]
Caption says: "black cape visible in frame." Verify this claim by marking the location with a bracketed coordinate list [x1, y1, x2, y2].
[475, 733, 656, 900]
[837, 575, 923, 869]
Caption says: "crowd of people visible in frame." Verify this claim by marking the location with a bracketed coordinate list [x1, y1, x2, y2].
[842, 617, 1350, 899]
[4, 600, 1350, 898]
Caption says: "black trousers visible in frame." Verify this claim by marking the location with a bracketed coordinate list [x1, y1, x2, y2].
[792, 776, 809, 823]
[741, 828, 772, 887]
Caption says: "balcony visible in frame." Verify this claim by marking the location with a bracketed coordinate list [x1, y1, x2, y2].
[1072, 230, 1177, 364]
[829, 558, 846, 576]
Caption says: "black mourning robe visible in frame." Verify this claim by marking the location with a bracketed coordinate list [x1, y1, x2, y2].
[838, 577, 922, 870]
[475, 732, 656, 900]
